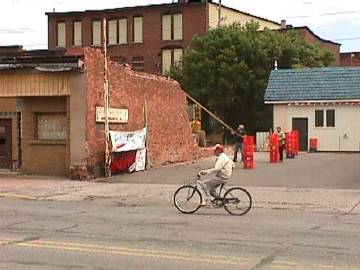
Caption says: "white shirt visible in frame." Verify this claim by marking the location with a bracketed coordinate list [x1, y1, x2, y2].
[205, 153, 235, 179]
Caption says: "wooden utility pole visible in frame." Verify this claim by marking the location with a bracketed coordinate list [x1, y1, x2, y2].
[218, 0, 222, 27]
[103, 18, 111, 177]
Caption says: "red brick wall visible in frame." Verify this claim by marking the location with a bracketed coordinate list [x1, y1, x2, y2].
[84, 48, 200, 177]
[340, 52, 360, 66]
[296, 28, 340, 66]
[47, 2, 207, 75]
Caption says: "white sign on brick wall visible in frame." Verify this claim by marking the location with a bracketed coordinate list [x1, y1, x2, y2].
[96, 106, 129, 124]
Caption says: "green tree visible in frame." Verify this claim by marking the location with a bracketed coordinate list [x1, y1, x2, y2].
[171, 22, 335, 134]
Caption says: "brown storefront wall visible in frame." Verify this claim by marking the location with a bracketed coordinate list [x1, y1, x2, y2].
[21, 96, 68, 176]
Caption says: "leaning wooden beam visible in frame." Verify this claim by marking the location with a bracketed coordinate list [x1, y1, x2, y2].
[184, 92, 234, 133]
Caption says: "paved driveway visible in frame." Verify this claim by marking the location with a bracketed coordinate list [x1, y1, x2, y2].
[109, 152, 360, 189]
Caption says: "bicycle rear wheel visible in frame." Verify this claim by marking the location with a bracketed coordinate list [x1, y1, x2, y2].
[173, 185, 202, 214]
[223, 187, 252, 216]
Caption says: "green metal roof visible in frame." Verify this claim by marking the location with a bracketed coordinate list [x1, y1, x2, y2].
[264, 67, 360, 102]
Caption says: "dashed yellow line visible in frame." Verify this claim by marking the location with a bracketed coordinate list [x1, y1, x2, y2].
[31, 239, 252, 262]
[0, 193, 37, 200]
[3, 238, 252, 266]
[0, 238, 358, 269]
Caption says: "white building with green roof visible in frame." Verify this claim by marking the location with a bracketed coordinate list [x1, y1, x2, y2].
[264, 67, 360, 152]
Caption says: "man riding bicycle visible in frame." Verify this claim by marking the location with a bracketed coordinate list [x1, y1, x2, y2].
[199, 144, 235, 200]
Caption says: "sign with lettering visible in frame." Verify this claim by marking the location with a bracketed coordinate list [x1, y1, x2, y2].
[96, 107, 128, 124]
[109, 128, 146, 152]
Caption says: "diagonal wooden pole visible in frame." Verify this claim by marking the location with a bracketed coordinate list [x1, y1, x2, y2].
[185, 92, 234, 133]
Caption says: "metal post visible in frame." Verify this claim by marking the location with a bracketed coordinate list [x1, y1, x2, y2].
[103, 18, 111, 177]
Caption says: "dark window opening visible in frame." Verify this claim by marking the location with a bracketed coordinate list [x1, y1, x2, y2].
[0, 138, 5, 145]
[326, 109, 335, 127]
[111, 56, 127, 64]
[315, 110, 324, 127]
[132, 56, 144, 71]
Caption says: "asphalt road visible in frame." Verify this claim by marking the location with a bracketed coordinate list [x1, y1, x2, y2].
[0, 197, 359, 270]
[109, 152, 360, 189]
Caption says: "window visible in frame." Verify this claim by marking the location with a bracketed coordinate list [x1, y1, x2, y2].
[73, 21, 82, 46]
[162, 13, 183, 41]
[108, 18, 128, 45]
[315, 110, 324, 127]
[132, 56, 144, 71]
[108, 19, 117, 45]
[173, 48, 183, 68]
[37, 114, 67, 141]
[326, 109, 335, 127]
[162, 49, 172, 75]
[111, 56, 127, 64]
[133, 17, 143, 43]
[162, 48, 183, 75]
[57, 22, 66, 47]
[119, 18, 128, 44]
[173, 14, 183, 40]
[92, 20, 102, 46]
[162, 15, 172, 41]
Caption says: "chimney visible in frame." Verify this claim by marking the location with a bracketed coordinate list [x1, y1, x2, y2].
[281, 19, 286, 29]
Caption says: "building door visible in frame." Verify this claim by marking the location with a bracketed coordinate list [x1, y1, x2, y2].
[292, 118, 308, 151]
[0, 119, 12, 169]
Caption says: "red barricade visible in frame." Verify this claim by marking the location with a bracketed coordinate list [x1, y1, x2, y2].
[243, 135, 255, 169]
[294, 130, 299, 155]
[285, 131, 295, 159]
[269, 134, 279, 163]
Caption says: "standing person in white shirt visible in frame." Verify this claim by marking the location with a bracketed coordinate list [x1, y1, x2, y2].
[199, 144, 235, 199]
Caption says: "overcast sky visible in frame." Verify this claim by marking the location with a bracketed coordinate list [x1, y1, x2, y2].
[0, 0, 359, 52]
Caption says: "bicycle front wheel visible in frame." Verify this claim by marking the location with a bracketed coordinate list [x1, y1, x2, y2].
[223, 187, 252, 216]
[173, 185, 202, 214]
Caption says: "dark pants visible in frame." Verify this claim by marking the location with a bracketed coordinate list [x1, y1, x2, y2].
[279, 145, 284, 161]
[233, 142, 243, 162]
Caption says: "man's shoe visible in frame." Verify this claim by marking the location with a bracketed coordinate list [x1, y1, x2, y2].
[200, 199, 213, 207]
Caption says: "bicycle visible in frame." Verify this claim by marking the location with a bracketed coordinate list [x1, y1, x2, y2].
[173, 174, 252, 216]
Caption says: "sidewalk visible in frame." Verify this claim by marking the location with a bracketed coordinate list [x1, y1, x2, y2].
[0, 176, 359, 214]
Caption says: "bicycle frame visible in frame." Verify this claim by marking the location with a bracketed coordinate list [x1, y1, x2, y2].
[193, 179, 229, 204]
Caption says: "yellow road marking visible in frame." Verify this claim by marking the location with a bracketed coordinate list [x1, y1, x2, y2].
[16, 242, 252, 266]
[0, 193, 37, 200]
[31, 239, 252, 262]
[273, 260, 356, 270]
[0, 238, 358, 269]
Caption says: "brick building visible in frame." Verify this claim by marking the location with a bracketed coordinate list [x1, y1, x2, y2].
[46, 0, 280, 75]
[277, 24, 341, 66]
[340, 52, 360, 67]
[0, 48, 204, 178]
